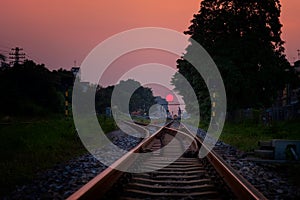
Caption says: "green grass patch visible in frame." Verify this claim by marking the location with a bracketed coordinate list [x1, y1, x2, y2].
[0, 116, 117, 197]
[98, 116, 118, 133]
[131, 116, 151, 125]
[220, 120, 300, 152]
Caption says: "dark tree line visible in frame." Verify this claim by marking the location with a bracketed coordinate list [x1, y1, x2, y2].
[0, 54, 5, 62]
[0, 60, 71, 116]
[96, 79, 155, 115]
[95, 85, 114, 114]
[0, 60, 156, 117]
[172, 0, 299, 119]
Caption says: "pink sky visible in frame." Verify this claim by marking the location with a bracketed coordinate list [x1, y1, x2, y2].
[0, 0, 299, 70]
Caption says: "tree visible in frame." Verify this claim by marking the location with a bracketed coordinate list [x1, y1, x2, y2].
[111, 79, 155, 115]
[95, 85, 115, 114]
[129, 86, 155, 114]
[0, 60, 64, 116]
[172, 0, 292, 117]
[0, 54, 5, 61]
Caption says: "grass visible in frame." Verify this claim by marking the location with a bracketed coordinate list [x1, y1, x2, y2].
[130, 116, 151, 124]
[0, 116, 117, 197]
[220, 120, 300, 152]
[98, 115, 118, 133]
[215, 120, 300, 187]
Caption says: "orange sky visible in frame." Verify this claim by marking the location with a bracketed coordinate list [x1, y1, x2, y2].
[0, 0, 299, 71]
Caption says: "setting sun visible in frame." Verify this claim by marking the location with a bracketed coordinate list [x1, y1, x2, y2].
[166, 94, 174, 102]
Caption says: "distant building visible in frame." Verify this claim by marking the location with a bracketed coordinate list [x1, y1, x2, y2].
[154, 96, 172, 118]
[155, 96, 168, 113]
[268, 60, 300, 120]
[71, 67, 80, 77]
[278, 60, 300, 106]
[292, 60, 300, 107]
[105, 107, 112, 117]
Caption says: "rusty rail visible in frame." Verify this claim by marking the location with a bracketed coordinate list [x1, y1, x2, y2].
[181, 124, 267, 200]
[67, 121, 170, 200]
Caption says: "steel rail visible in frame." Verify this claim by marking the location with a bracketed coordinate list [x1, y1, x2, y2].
[181, 123, 267, 200]
[67, 121, 171, 200]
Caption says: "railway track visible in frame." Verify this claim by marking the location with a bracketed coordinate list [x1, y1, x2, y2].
[68, 121, 267, 200]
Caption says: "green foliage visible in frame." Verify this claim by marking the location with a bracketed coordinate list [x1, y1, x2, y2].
[0, 60, 69, 116]
[220, 120, 300, 152]
[130, 86, 155, 114]
[95, 85, 114, 114]
[0, 53, 5, 61]
[108, 79, 156, 114]
[172, 0, 296, 118]
[131, 115, 151, 124]
[97, 116, 117, 133]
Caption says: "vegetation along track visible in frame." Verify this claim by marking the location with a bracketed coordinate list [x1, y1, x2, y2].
[68, 121, 267, 200]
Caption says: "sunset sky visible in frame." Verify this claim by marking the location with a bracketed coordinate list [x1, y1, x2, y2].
[0, 0, 299, 72]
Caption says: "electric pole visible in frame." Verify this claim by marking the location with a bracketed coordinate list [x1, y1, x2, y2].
[9, 47, 25, 66]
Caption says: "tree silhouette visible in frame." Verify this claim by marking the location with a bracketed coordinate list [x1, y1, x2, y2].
[0, 60, 64, 116]
[95, 85, 114, 114]
[95, 80, 156, 115]
[173, 0, 293, 116]
[111, 79, 155, 115]
[0, 54, 5, 61]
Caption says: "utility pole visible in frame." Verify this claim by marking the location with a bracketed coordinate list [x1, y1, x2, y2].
[9, 47, 25, 66]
